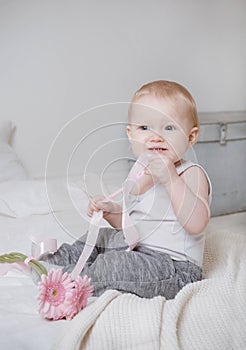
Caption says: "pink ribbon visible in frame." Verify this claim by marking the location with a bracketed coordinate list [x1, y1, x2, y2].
[24, 256, 35, 264]
[0, 154, 149, 280]
[70, 153, 149, 280]
[0, 239, 57, 276]
[0, 261, 31, 276]
[31, 237, 57, 259]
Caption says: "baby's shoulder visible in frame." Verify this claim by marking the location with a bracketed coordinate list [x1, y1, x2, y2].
[179, 161, 211, 198]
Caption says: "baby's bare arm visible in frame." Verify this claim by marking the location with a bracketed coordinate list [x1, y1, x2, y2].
[165, 166, 210, 235]
[87, 196, 122, 230]
[145, 154, 210, 235]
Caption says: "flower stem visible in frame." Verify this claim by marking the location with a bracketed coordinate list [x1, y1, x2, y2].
[0, 252, 48, 276]
[30, 260, 48, 276]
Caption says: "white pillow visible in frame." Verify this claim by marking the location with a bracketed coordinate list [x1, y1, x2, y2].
[0, 121, 28, 181]
[0, 178, 89, 218]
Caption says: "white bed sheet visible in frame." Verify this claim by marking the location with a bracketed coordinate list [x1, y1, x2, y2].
[0, 219, 65, 348]
[0, 208, 96, 349]
[0, 177, 245, 349]
[0, 178, 98, 349]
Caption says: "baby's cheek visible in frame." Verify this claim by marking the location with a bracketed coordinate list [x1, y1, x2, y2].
[131, 140, 146, 157]
[166, 134, 189, 156]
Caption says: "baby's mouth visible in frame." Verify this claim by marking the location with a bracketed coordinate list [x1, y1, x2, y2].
[148, 147, 168, 152]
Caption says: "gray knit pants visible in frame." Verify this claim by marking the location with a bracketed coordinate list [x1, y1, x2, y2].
[40, 228, 202, 299]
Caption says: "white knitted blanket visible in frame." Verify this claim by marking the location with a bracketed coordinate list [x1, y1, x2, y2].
[55, 231, 246, 350]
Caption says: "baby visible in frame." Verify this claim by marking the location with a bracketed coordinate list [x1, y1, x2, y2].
[41, 80, 211, 299]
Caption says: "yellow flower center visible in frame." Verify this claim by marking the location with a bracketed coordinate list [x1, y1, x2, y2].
[52, 289, 58, 297]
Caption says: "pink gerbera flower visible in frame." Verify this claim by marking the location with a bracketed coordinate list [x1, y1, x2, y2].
[37, 269, 93, 320]
[74, 275, 94, 312]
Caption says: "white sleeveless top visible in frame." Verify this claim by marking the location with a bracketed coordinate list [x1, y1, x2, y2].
[125, 161, 212, 267]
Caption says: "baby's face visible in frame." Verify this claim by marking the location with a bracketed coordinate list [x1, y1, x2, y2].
[127, 94, 197, 164]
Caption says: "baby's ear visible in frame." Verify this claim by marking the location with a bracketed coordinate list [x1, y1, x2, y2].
[126, 125, 132, 140]
[189, 127, 200, 145]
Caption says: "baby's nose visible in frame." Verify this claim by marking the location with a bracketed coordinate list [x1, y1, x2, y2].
[149, 129, 164, 141]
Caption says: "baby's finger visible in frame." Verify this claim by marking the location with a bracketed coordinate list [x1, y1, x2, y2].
[87, 205, 99, 217]
[96, 201, 110, 211]
[144, 167, 151, 175]
[87, 207, 93, 216]
[87, 203, 99, 215]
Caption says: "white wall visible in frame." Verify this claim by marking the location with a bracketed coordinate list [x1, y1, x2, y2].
[0, 0, 245, 177]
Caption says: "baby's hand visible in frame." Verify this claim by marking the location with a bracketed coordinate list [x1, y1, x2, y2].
[87, 196, 121, 218]
[145, 154, 177, 186]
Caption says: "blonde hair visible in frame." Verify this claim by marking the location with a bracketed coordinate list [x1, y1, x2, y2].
[129, 80, 199, 128]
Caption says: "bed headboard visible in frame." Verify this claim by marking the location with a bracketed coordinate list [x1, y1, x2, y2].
[194, 111, 246, 216]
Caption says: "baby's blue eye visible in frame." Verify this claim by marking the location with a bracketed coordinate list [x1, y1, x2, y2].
[139, 125, 150, 130]
[165, 125, 175, 131]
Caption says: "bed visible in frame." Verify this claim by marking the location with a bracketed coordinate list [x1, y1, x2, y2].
[0, 121, 246, 349]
